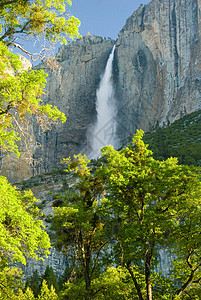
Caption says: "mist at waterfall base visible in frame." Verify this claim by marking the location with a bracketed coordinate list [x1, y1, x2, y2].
[87, 46, 119, 159]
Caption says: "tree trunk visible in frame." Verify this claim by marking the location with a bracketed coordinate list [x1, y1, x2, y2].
[84, 244, 92, 299]
[145, 250, 152, 300]
[126, 264, 144, 300]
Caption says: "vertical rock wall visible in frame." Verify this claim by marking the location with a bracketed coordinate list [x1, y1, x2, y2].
[114, 0, 201, 144]
[33, 36, 115, 175]
[1, 0, 200, 181]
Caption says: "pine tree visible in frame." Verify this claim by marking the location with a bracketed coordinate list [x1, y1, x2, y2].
[25, 270, 41, 298]
[42, 266, 59, 294]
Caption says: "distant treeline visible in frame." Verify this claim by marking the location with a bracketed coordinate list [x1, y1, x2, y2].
[144, 109, 201, 166]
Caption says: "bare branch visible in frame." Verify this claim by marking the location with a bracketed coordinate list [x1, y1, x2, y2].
[90, 239, 112, 278]
[0, 20, 31, 43]
[125, 263, 144, 300]
[10, 42, 46, 61]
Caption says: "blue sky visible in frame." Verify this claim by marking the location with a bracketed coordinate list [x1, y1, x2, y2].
[69, 0, 150, 40]
[13, 0, 150, 63]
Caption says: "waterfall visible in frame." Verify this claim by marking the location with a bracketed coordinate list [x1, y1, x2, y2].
[88, 46, 118, 159]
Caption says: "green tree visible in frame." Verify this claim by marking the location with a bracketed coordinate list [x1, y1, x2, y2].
[38, 280, 58, 300]
[25, 270, 41, 297]
[0, 0, 80, 156]
[0, 41, 67, 156]
[0, 0, 80, 46]
[99, 129, 201, 300]
[16, 280, 58, 300]
[58, 264, 73, 290]
[0, 176, 50, 264]
[0, 176, 51, 296]
[16, 287, 36, 300]
[60, 267, 137, 300]
[42, 265, 59, 294]
[0, 1, 81, 297]
[52, 154, 112, 299]
[0, 266, 24, 299]
[91, 266, 141, 299]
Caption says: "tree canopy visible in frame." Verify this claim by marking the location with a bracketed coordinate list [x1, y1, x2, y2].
[0, 176, 51, 297]
[52, 154, 112, 298]
[0, 0, 80, 46]
[52, 130, 201, 299]
[0, 0, 80, 157]
[0, 1, 81, 297]
[99, 129, 201, 299]
[0, 41, 67, 156]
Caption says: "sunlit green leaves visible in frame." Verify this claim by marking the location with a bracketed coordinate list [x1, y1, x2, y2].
[0, 0, 81, 46]
[0, 41, 66, 156]
[100, 130, 201, 299]
[0, 176, 51, 265]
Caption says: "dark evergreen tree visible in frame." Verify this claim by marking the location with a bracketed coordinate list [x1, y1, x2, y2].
[25, 270, 41, 297]
[58, 264, 73, 290]
[42, 265, 59, 294]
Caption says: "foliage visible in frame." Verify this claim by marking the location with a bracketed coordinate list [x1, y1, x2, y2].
[0, 175, 51, 297]
[25, 270, 41, 297]
[9, 130, 200, 299]
[0, 266, 24, 300]
[0, 176, 50, 265]
[42, 265, 59, 294]
[16, 287, 36, 300]
[0, 1, 81, 298]
[58, 264, 73, 290]
[99, 129, 201, 299]
[16, 280, 58, 300]
[144, 110, 201, 166]
[91, 266, 141, 299]
[0, 41, 66, 156]
[38, 280, 58, 300]
[0, 0, 81, 156]
[25, 266, 60, 298]
[50, 131, 201, 299]
[52, 154, 113, 298]
[0, 0, 80, 46]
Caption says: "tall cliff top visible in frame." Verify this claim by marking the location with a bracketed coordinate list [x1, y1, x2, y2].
[54, 35, 115, 64]
[56, 35, 115, 59]
[119, 0, 200, 37]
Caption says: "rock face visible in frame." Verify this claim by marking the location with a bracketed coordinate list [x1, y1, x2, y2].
[34, 0, 201, 172]
[1, 0, 200, 181]
[0, 56, 33, 183]
[114, 0, 201, 144]
[0, 36, 115, 182]
[33, 36, 115, 175]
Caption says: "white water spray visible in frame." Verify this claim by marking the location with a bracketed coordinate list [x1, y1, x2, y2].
[88, 46, 118, 159]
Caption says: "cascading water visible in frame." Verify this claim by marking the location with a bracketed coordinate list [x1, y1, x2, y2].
[88, 45, 118, 159]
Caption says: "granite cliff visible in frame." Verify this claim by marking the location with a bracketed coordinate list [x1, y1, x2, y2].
[114, 0, 201, 143]
[33, 36, 115, 175]
[1, 0, 200, 182]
